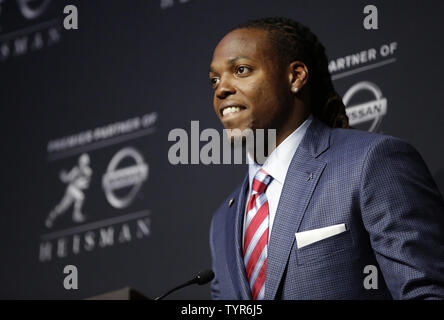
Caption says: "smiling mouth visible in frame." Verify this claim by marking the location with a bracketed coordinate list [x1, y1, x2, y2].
[221, 105, 246, 118]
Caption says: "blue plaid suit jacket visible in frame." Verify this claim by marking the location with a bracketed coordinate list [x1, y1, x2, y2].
[209, 117, 444, 299]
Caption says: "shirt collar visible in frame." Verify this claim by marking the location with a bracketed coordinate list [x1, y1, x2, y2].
[248, 114, 313, 186]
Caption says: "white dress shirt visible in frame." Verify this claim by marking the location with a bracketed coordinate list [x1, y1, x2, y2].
[243, 115, 313, 246]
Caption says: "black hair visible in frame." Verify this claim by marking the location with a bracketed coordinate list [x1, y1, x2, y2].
[232, 17, 349, 128]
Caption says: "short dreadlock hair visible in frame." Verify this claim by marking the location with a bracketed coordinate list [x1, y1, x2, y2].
[232, 17, 349, 129]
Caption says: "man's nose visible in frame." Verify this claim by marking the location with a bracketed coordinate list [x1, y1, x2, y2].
[215, 75, 236, 99]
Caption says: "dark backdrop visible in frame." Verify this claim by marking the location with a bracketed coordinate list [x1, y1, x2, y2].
[0, 0, 443, 299]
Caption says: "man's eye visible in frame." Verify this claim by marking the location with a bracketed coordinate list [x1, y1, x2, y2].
[236, 66, 251, 75]
[210, 78, 219, 86]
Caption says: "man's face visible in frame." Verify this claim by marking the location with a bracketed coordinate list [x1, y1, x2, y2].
[209, 28, 292, 136]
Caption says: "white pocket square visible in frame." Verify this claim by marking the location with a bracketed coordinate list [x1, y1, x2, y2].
[295, 223, 347, 249]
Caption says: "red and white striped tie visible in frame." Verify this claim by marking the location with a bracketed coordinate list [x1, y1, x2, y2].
[243, 169, 273, 300]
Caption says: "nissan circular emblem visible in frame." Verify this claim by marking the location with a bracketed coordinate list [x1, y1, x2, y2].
[343, 81, 387, 133]
[102, 147, 148, 209]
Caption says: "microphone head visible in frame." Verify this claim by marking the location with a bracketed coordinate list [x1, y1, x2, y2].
[195, 269, 215, 285]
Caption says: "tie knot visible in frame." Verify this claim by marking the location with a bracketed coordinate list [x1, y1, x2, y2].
[252, 169, 272, 194]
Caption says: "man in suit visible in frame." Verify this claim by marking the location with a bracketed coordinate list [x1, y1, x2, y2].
[208, 17, 444, 299]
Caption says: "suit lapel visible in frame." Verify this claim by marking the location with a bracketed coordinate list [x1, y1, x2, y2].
[226, 174, 252, 299]
[264, 118, 331, 300]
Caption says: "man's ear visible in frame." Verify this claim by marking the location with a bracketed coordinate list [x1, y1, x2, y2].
[288, 61, 309, 93]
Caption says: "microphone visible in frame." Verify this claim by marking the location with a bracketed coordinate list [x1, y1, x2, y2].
[154, 269, 214, 300]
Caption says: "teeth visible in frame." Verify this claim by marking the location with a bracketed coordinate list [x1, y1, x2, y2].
[222, 106, 242, 116]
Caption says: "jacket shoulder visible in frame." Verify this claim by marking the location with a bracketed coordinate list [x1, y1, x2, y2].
[329, 127, 417, 158]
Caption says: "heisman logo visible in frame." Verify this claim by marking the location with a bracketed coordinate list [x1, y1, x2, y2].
[102, 147, 149, 209]
[343, 81, 387, 132]
[0, 0, 61, 61]
[45, 147, 149, 228]
[46, 153, 92, 228]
